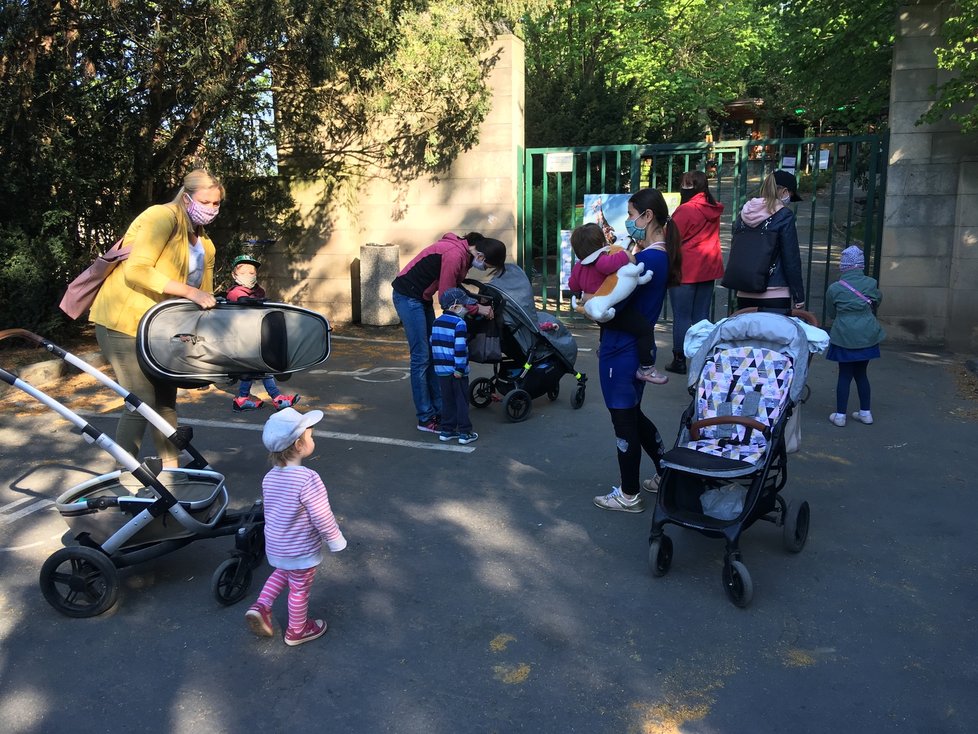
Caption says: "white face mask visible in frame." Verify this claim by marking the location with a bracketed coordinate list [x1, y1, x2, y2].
[234, 273, 258, 288]
[780, 194, 792, 205]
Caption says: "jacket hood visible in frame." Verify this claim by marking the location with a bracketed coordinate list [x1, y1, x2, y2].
[740, 197, 784, 227]
[683, 193, 724, 222]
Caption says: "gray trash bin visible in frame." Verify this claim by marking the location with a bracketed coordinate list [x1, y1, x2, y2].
[359, 242, 400, 326]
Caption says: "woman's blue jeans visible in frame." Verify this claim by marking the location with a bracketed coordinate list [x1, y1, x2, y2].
[393, 290, 441, 423]
[669, 281, 716, 353]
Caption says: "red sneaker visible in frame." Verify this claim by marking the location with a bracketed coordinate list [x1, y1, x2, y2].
[284, 619, 327, 647]
[272, 394, 300, 410]
[245, 604, 274, 637]
[233, 395, 264, 411]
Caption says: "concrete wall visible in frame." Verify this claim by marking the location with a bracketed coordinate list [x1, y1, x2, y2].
[882, 1, 978, 350]
[262, 35, 525, 324]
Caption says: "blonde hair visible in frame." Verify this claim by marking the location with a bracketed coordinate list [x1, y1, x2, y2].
[758, 172, 782, 215]
[171, 169, 225, 205]
[268, 444, 302, 467]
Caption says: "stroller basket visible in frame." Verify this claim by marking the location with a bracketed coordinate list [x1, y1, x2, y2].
[56, 469, 228, 549]
[137, 299, 331, 387]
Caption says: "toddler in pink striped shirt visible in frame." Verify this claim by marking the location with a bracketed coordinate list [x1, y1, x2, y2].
[245, 408, 347, 646]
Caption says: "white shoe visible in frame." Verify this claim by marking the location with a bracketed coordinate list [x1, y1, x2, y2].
[828, 413, 846, 427]
[851, 410, 874, 425]
[593, 486, 646, 513]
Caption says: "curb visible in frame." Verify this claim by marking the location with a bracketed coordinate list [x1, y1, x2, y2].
[1, 351, 108, 394]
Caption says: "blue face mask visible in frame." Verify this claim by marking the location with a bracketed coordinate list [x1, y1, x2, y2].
[625, 217, 646, 241]
[471, 254, 487, 270]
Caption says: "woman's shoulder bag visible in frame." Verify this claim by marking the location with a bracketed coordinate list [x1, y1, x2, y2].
[58, 237, 131, 320]
[721, 216, 779, 293]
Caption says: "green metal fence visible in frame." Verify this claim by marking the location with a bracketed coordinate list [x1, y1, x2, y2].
[518, 134, 888, 326]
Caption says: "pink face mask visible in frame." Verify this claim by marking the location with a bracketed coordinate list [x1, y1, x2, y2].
[185, 195, 220, 226]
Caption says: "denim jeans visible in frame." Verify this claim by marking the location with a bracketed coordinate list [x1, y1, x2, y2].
[669, 281, 715, 353]
[392, 290, 441, 423]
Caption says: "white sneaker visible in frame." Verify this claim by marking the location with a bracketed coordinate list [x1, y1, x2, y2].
[642, 475, 661, 493]
[593, 486, 646, 513]
[828, 413, 846, 427]
[851, 410, 874, 425]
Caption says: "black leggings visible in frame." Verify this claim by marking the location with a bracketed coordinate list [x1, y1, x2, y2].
[609, 406, 665, 495]
[836, 360, 871, 413]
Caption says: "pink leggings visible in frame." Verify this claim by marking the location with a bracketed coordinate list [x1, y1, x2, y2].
[256, 567, 317, 633]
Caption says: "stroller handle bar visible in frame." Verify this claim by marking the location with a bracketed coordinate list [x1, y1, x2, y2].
[0, 329, 209, 470]
[689, 416, 769, 442]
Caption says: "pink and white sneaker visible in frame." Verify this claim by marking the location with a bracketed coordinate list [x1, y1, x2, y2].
[284, 619, 327, 647]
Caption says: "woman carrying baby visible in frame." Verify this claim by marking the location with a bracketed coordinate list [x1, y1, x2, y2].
[568, 222, 664, 384]
[592, 188, 682, 513]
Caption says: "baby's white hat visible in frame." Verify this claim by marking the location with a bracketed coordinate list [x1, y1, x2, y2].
[263, 407, 323, 452]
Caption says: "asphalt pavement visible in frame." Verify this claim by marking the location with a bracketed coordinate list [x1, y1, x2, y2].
[0, 322, 976, 733]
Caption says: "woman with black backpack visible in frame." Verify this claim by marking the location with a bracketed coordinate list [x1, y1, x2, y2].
[726, 169, 806, 312]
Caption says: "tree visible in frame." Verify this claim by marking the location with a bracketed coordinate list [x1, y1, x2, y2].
[760, 0, 897, 132]
[523, 0, 769, 147]
[918, 0, 978, 132]
[0, 0, 549, 333]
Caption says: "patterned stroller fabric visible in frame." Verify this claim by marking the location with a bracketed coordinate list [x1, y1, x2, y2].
[685, 346, 795, 464]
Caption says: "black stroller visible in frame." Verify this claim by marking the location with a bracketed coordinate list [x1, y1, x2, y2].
[647, 311, 816, 607]
[463, 268, 586, 422]
[0, 300, 330, 617]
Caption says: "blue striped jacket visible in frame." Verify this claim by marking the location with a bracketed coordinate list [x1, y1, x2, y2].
[430, 312, 469, 376]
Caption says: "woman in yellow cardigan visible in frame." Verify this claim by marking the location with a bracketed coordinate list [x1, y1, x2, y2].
[90, 169, 223, 466]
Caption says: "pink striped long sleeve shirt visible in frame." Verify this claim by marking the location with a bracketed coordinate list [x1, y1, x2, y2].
[262, 465, 347, 570]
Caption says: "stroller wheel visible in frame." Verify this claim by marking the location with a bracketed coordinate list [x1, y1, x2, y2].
[722, 559, 753, 608]
[547, 384, 560, 401]
[212, 557, 253, 606]
[469, 377, 494, 409]
[782, 500, 811, 553]
[570, 384, 586, 410]
[39, 546, 120, 618]
[648, 535, 673, 577]
[502, 388, 532, 422]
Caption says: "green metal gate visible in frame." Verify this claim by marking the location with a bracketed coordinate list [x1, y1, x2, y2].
[518, 134, 888, 325]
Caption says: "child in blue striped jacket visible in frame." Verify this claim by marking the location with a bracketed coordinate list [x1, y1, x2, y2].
[430, 287, 479, 445]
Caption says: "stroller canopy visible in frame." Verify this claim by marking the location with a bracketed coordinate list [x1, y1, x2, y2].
[479, 266, 578, 368]
[137, 299, 330, 387]
[687, 312, 811, 403]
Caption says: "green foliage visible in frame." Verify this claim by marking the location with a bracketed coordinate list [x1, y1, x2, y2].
[523, 0, 904, 146]
[524, 0, 768, 146]
[0, 0, 547, 334]
[758, 0, 897, 132]
[918, 0, 978, 132]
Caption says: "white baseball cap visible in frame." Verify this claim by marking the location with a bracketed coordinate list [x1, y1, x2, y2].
[262, 407, 324, 452]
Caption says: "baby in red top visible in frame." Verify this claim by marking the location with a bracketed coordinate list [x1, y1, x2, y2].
[568, 223, 666, 384]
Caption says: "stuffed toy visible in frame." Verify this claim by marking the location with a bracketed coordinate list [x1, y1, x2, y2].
[571, 245, 653, 323]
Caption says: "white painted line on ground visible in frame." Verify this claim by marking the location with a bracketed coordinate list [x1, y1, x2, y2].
[0, 496, 37, 513]
[184, 418, 475, 453]
[0, 533, 63, 553]
[0, 499, 54, 525]
[331, 331, 593, 352]
[77, 413, 475, 454]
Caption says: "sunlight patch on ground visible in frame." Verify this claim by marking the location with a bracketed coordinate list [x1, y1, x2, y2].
[489, 633, 516, 652]
[0, 687, 49, 733]
[492, 662, 531, 684]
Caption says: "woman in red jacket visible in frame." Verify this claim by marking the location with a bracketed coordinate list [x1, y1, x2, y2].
[665, 171, 725, 374]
